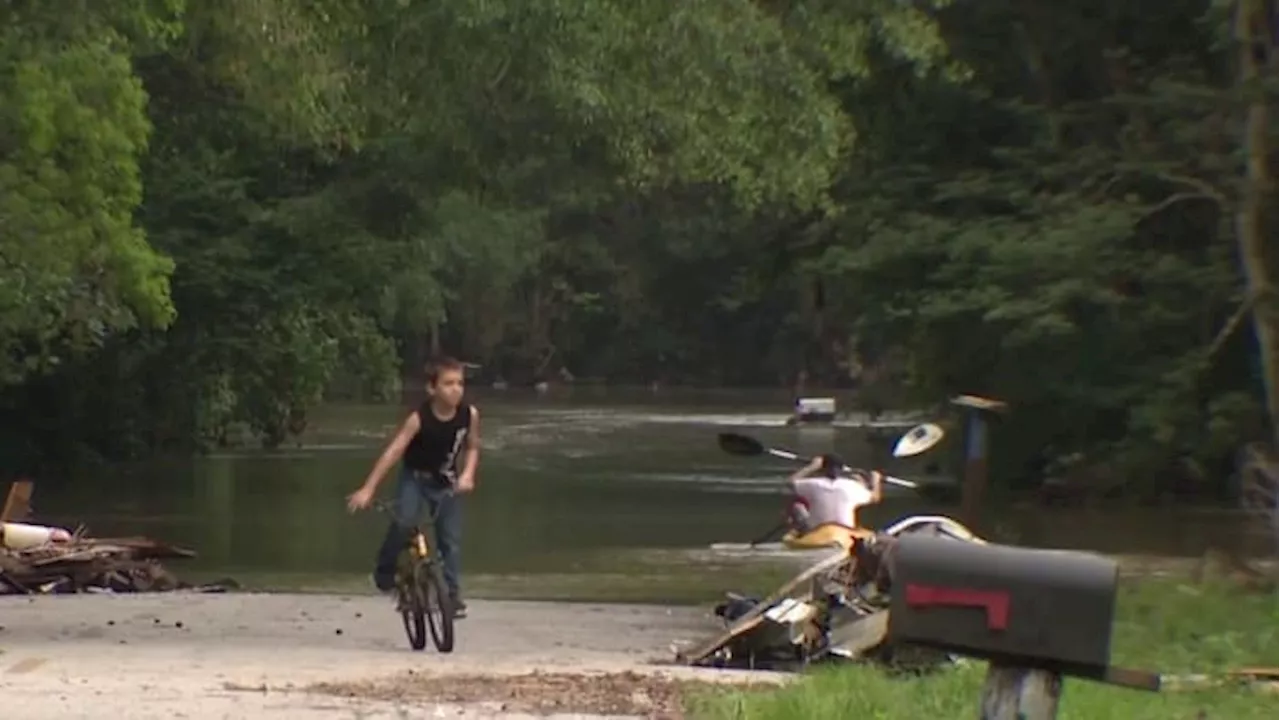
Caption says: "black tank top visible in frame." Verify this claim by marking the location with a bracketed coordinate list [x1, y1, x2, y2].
[403, 402, 472, 483]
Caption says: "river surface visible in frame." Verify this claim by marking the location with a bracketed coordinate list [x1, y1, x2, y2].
[28, 389, 1271, 587]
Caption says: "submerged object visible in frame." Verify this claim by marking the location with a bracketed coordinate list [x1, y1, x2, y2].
[790, 397, 837, 425]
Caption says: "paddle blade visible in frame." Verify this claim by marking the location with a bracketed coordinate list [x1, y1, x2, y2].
[892, 423, 945, 458]
[717, 432, 765, 457]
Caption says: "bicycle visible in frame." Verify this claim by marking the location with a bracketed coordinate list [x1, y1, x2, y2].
[373, 498, 456, 653]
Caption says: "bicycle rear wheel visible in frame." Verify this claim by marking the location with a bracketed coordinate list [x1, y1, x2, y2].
[416, 562, 455, 653]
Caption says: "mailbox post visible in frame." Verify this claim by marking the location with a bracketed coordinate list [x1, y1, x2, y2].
[887, 534, 1161, 719]
[980, 665, 1064, 719]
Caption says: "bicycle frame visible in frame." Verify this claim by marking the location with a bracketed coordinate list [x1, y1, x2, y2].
[372, 491, 453, 561]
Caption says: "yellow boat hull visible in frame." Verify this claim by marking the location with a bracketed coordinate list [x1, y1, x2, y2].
[781, 524, 873, 551]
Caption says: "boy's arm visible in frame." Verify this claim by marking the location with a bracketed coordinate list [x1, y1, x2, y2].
[457, 407, 481, 491]
[359, 412, 421, 494]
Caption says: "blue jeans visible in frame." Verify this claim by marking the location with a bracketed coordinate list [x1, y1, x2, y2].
[373, 467, 462, 596]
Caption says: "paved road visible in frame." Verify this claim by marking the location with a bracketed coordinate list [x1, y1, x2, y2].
[0, 593, 758, 719]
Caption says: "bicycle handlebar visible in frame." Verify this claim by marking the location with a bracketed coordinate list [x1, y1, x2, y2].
[370, 488, 456, 521]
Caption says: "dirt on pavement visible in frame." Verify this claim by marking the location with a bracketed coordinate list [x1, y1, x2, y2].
[0, 593, 779, 719]
[307, 669, 739, 718]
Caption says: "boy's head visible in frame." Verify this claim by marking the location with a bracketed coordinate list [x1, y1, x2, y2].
[426, 356, 466, 407]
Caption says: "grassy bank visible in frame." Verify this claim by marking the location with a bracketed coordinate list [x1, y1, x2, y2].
[187, 548, 806, 604]
[686, 575, 1279, 720]
[214, 566, 794, 604]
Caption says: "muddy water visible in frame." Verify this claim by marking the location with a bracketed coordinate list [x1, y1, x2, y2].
[28, 388, 1271, 589]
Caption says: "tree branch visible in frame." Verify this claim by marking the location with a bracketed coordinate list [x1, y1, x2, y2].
[1205, 291, 1257, 362]
[1149, 171, 1229, 206]
[1137, 191, 1221, 223]
[487, 56, 511, 91]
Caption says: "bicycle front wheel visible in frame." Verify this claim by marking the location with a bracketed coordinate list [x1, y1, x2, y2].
[415, 562, 455, 653]
[400, 584, 428, 651]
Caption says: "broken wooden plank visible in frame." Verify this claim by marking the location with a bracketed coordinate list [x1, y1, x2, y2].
[1159, 667, 1279, 693]
[87, 537, 197, 559]
[1232, 667, 1280, 680]
[950, 395, 1009, 413]
[677, 550, 851, 665]
[17, 538, 195, 566]
[1, 480, 33, 523]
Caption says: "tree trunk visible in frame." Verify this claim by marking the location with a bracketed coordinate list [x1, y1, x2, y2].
[1235, 0, 1279, 437]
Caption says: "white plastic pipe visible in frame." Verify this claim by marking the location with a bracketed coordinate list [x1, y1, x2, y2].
[1, 522, 71, 549]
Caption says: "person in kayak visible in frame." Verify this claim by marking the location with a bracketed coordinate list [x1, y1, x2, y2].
[786, 453, 883, 532]
[346, 355, 480, 618]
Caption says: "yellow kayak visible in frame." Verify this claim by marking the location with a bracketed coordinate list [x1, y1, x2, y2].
[781, 524, 874, 551]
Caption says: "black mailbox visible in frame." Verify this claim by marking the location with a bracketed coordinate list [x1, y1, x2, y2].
[887, 534, 1119, 670]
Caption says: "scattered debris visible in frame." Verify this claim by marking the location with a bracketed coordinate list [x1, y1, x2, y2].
[1, 535, 206, 595]
[679, 532, 958, 673]
[0, 480, 233, 596]
[1161, 668, 1279, 694]
[305, 670, 752, 718]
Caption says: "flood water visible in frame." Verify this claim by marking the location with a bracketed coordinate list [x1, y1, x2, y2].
[28, 389, 1273, 585]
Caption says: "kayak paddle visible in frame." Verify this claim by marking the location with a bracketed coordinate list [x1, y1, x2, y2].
[716, 431, 922, 489]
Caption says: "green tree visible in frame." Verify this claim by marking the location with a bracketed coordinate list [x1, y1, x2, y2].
[0, 2, 181, 385]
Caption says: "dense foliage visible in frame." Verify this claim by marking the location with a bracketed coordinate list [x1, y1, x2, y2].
[0, 0, 1274, 495]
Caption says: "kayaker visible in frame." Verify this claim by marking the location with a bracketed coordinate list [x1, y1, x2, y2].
[786, 453, 883, 532]
[346, 355, 480, 619]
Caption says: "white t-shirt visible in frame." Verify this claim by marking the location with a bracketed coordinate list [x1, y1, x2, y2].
[793, 477, 876, 527]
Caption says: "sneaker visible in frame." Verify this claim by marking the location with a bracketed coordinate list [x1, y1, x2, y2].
[372, 574, 405, 611]
[450, 595, 467, 620]
[372, 573, 396, 594]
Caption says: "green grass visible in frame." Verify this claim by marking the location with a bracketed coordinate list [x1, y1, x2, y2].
[686, 577, 1280, 720]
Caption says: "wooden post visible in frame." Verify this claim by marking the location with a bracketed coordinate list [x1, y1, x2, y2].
[980, 663, 1063, 720]
[950, 395, 1008, 529]
[960, 412, 989, 526]
[1, 480, 33, 523]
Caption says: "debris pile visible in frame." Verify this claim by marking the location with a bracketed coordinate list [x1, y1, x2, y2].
[0, 535, 199, 595]
[0, 479, 229, 596]
[678, 531, 960, 673]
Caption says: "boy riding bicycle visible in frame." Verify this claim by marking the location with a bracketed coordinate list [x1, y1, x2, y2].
[346, 356, 480, 618]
